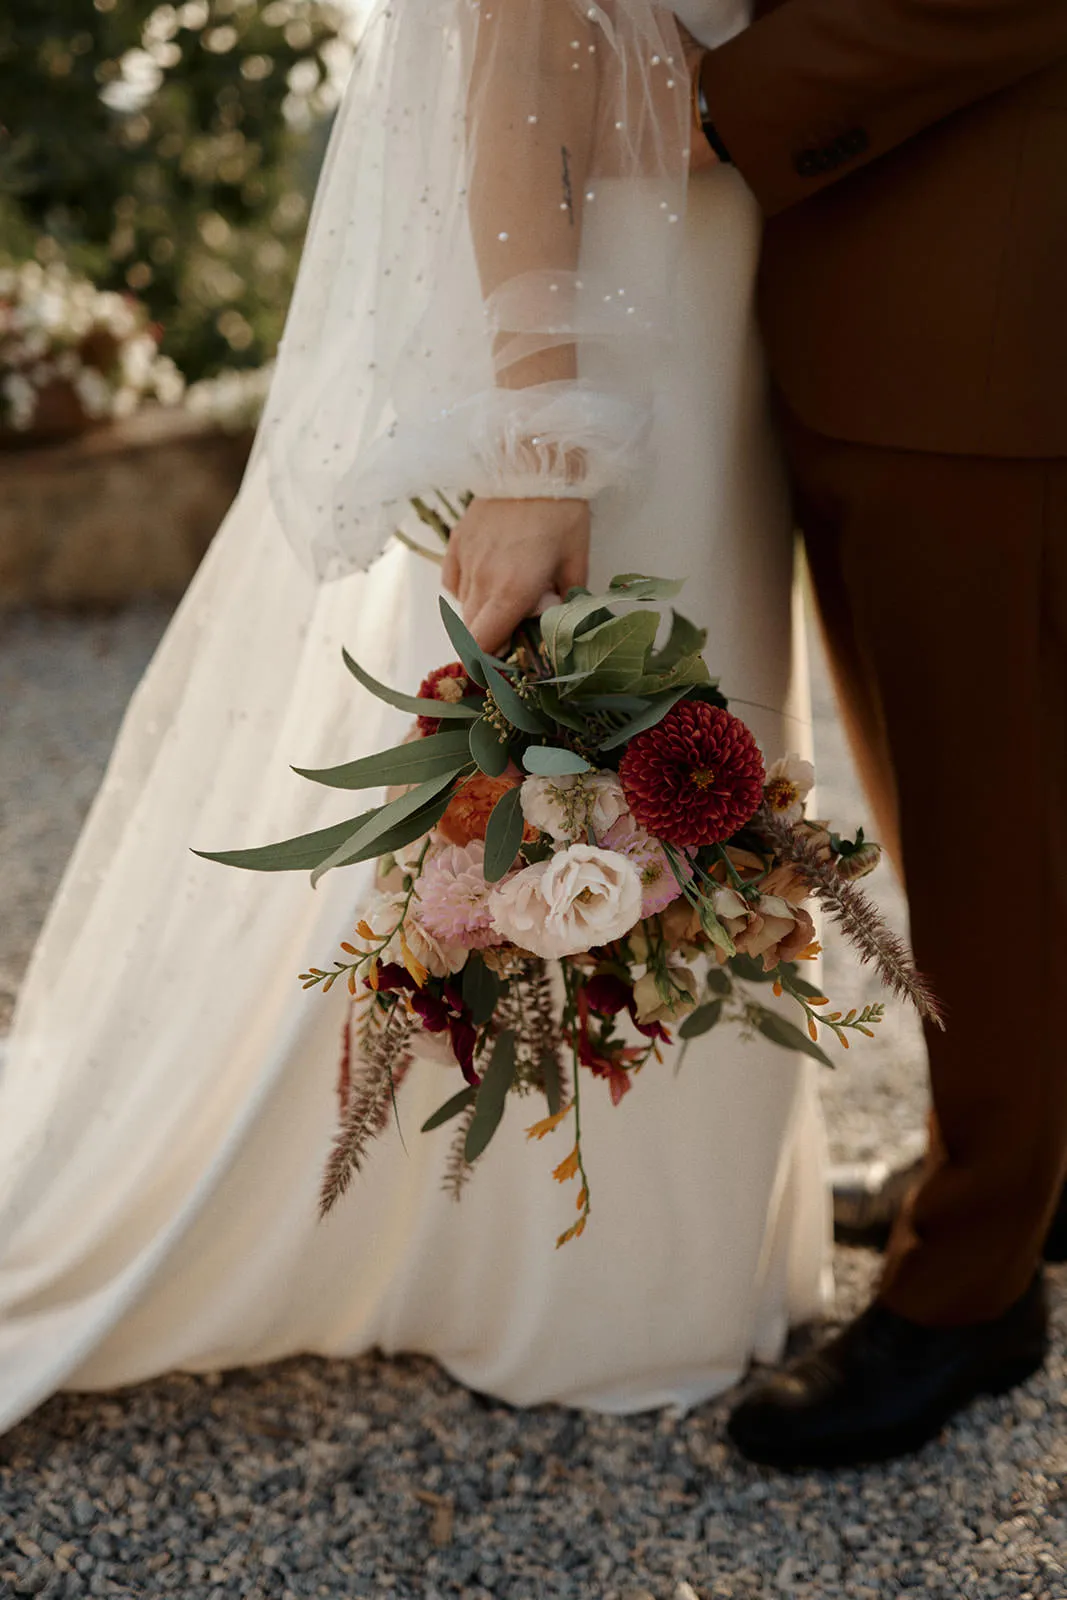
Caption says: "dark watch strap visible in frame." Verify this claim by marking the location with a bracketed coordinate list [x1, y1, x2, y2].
[697, 75, 733, 165]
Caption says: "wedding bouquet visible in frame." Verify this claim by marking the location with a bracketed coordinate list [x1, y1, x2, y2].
[201, 564, 941, 1244]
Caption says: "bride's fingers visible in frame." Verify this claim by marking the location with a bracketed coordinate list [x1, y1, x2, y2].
[468, 585, 533, 653]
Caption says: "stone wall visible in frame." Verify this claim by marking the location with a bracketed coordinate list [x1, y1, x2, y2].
[0, 408, 253, 608]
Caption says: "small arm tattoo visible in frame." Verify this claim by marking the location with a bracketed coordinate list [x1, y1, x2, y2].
[561, 144, 575, 225]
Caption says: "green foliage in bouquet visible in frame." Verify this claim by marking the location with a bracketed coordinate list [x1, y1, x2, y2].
[1, 0, 350, 381]
[198, 564, 941, 1243]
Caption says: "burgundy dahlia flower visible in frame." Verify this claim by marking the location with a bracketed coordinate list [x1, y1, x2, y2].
[416, 661, 479, 736]
[618, 699, 765, 848]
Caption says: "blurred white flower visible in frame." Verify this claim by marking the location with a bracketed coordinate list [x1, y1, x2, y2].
[520, 771, 630, 843]
[763, 754, 816, 827]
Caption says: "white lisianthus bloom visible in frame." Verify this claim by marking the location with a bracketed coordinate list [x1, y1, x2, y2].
[519, 771, 629, 843]
[763, 754, 816, 827]
[489, 843, 643, 959]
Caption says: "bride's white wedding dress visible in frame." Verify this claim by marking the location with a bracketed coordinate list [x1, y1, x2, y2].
[0, 0, 829, 1431]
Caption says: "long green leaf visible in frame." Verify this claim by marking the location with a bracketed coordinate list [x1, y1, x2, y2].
[341, 648, 481, 720]
[310, 772, 459, 887]
[483, 785, 525, 882]
[421, 1085, 478, 1133]
[522, 745, 591, 777]
[535, 685, 587, 733]
[631, 652, 712, 696]
[596, 688, 690, 751]
[438, 597, 489, 688]
[645, 610, 707, 674]
[483, 660, 550, 735]
[462, 953, 502, 1026]
[754, 1006, 833, 1069]
[465, 1029, 517, 1162]
[293, 728, 472, 791]
[729, 952, 778, 984]
[569, 609, 660, 695]
[469, 716, 510, 777]
[678, 999, 724, 1040]
[193, 811, 379, 873]
[608, 574, 684, 601]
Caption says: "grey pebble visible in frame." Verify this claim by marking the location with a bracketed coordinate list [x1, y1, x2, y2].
[2, 596, 1067, 1600]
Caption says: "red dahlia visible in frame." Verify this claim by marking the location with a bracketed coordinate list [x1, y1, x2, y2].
[619, 699, 765, 847]
[416, 661, 478, 736]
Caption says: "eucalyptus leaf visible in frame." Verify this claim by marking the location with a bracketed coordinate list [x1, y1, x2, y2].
[754, 1006, 833, 1069]
[631, 652, 712, 695]
[469, 716, 510, 777]
[522, 746, 591, 776]
[293, 728, 472, 791]
[536, 685, 587, 732]
[678, 999, 724, 1040]
[704, 966, 733, 998]
[465, 1029, 518, 1162]
[194, 810, 379, 873]
[439, 597, 489, 688]
[483, 660, 549, 735]
[596, 688, 690, 751]
[539, 592, 618, 671]
[310, 773, 458, 887]
[779, 964, 827, 1002]
[646, 609, 708, 674]
[608, 574, 684, 601]
[483, 784, 526, 882]
[421, 1085, 478, 1133]
[341, 648, 480, 720]
[569, 609, 660, 695]
[462, 953, 502, 1027]
[729, 952, 778, 984]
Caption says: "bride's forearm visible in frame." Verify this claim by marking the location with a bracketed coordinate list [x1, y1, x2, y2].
[466, 1, 598, 391]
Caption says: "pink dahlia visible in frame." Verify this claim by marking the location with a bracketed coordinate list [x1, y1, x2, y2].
[416, 661, 480, 736]
[415, 841, 503, 949]
[618, 700, 765, 848]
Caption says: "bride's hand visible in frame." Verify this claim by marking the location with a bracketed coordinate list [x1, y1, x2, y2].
[442, 497, 591, 654]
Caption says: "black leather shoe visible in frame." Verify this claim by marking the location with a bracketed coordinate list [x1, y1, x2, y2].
[1044, 1185, 1067, 1262]
[727, 1274, 1048, 1470]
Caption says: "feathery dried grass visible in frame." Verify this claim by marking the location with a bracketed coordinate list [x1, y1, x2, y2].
[757, 809, 945, 1028]
[320, 1001, 417, 1216]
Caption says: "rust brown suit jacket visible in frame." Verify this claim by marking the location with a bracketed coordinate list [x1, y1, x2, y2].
[700, 0, 1067, 456]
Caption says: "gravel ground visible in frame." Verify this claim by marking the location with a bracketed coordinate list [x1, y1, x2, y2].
[1, 601, 1064, 1600]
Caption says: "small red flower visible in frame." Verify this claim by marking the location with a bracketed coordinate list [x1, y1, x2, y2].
[416, 662, 479, 736]
[619, 699, 765, 847]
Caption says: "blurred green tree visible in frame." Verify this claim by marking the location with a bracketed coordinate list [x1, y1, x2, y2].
[0, 0, 351, 380]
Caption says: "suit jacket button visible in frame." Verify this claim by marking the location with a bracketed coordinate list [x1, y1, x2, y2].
[794, 150, 823, 177]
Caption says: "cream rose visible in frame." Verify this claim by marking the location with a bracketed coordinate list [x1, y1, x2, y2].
[489, 843, 643, 959]
[520, 772, 630, 843]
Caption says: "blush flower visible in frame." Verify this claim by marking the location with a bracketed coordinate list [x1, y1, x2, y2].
[520, 772, 629, 843]
[416, 840, 504, 949]
[619, 700, 765, 847]
[713, 886, 818, 972]
[489, 843, 643, 959]
[599, 815, 687, 918]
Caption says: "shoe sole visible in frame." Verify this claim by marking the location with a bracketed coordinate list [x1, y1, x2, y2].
[728, 1344, 1048, 1471]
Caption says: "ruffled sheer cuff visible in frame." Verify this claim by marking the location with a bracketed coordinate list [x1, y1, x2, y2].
[259, 0, 690, 583]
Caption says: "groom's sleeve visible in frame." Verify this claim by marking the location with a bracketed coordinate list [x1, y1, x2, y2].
[699, 0, 1067, 216]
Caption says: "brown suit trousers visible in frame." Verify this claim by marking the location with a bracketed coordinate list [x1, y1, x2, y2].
[700, 1, 1067, 1322]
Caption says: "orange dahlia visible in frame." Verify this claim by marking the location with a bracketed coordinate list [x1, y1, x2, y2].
[618, 699, 765, 847]
[437, 774, 539, 848]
